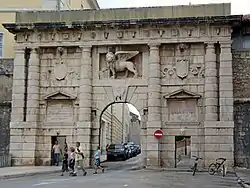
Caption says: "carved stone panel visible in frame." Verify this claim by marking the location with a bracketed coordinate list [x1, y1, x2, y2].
[168, 99, 198, 122]
[46, 100, 74, 122]
[98, 45, 144, 79]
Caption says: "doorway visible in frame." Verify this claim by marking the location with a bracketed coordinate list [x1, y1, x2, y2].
[174, 136, 191, 168]
[51, 136, 66, 166]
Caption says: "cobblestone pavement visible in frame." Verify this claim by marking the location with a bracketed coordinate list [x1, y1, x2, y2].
[0, 168, 240, 188]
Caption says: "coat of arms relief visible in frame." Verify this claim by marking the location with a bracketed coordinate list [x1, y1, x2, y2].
[161, 43, 204, 79]
[99, 50, 141, 79]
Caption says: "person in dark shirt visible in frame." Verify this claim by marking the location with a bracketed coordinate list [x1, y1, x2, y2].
[61, 147, 69, 176]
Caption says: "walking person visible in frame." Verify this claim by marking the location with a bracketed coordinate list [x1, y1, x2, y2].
[75, 142, 87, 176]
[61, 147, 69, 176]
[52, 140, 61, 166]
[94, 146, 104, 174]
[69, 147, 76, 176]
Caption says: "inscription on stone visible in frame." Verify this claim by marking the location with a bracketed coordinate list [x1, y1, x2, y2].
[168, 99, 197, 122]
[46, 100, 73, 122]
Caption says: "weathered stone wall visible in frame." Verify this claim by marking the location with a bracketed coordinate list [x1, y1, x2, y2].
[0, 59, 13, 155]
[233, 51, 250, 168]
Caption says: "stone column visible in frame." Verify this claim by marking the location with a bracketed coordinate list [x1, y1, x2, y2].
[219, 41, 234, 121]
[22, 48, 40, 165]
[204, 43, 218, 121]
[78, 45, 92, 167]
[27, 48, 40, 123]
[147, 43, 161, 167]
[9, 47, 26, 165]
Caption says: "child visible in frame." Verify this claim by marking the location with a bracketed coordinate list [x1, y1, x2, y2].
[69, 147, 76, 176]
[93, 146, 104, 174]
[61, 148, 69, 176]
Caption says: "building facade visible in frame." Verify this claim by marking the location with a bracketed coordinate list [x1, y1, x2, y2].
[3, 3, 248, 168]
[232, 15, 250, 168]
[0, 0, 99, 58]
[100, 103, 133, 150]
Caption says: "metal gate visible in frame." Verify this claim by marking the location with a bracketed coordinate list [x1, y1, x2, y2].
[0, 154, 11, 168]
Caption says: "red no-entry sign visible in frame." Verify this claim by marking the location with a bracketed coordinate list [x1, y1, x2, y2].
[154, 129, 164, 139]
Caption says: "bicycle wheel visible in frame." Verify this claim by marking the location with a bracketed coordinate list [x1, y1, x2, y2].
[192, 164, 197, 176]
[208, 163, 216, 175]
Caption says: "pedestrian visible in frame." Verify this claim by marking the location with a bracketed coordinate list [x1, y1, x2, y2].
[61, 147, 69, 176]
[52, 140, 61, 166]
[75, 142, 87, 176]
[69, 147, 76, 176]
[94, 146, 104, 174]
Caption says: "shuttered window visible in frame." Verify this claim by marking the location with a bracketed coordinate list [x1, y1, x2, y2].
[0, 33, 3, 58]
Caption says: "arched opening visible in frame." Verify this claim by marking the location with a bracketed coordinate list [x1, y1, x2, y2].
[98, 102, 141, 163]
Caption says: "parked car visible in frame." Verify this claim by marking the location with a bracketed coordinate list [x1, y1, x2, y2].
[135, 145, 141, 155]
[107, 144, 127, 161]
[123, 143, 133, 159]
[128, 144, 137, 157]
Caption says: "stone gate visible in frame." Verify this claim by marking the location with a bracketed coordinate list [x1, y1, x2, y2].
[3, 4, 241, 167]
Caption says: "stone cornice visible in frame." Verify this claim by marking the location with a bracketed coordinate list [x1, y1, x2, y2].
[3, 15, 242, 34]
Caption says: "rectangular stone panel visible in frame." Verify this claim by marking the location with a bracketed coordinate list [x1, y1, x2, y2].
[168, 99, 198, 122]
[46, 100, 73, 122]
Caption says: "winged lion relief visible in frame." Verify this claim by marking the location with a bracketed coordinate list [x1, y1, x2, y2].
[100, 51, 139, 79]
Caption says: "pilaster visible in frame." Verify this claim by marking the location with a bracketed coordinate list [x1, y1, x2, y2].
[147, 43, 162, 167]
[219, 41, 234, 121]
[204, 43, 218, 121]
[9, 47, 26, 166]
[11, 47, 25, 122]
[26, 48, 40, 123]
[78, 45, 93, 167]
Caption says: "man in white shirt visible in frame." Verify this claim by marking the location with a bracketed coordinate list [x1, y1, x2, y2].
[52, 140, 61, 166]
[75, 142, 87, 176]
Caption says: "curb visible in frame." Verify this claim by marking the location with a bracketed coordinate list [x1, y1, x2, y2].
[0, 169, 62, 180]
[143, 167, 236, 175]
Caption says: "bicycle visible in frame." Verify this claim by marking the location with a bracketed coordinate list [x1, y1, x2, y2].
[237, 177, 250, 188]
[208, 157, 226, 177]
[191, 155, 202, 176]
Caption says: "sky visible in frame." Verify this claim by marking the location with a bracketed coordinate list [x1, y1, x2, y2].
[97, 0, 250, 15]
[97, 0, 249, 118]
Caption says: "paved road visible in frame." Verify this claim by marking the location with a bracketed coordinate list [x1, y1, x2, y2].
[0, 168, 241, 188]
[0, 156, 241, 188]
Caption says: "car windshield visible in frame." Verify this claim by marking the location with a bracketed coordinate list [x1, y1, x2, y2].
[109, 144, 123, 149]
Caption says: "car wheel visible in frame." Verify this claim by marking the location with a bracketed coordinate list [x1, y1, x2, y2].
[107, 155, 111, 161]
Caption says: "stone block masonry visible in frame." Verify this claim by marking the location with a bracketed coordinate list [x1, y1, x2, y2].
[2, 4, 245, 168]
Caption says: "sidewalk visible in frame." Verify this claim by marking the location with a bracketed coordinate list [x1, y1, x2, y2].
[0, 166, 61, 179]
[235, 167, 250, 182]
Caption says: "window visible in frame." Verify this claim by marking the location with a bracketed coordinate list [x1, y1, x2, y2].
[0, 33, 3, 58]
[42, 0, 70, 10]
[43, 0, 59, 10]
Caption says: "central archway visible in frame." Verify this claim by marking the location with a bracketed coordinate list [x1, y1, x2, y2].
[98, 102, 141, 148]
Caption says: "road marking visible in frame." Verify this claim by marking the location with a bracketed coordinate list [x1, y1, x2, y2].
[41, 179, 69, 182]
[33, 178, 69, 186]
[33, 182, 57, 186]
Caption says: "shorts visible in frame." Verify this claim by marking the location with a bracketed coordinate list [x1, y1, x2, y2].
[95, 158, 100, 166]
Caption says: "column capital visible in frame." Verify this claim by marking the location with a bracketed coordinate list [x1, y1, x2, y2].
[220, 41, 232, 48]
[79, 45, 92, 52]
[30, 47, 41, 54]
[14, 45, 25, 54]
[205, 42, 215, 48]
[148, 43, 161, 49]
